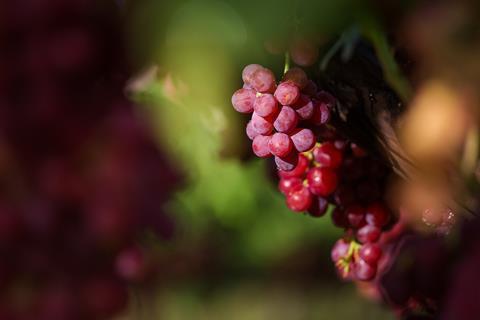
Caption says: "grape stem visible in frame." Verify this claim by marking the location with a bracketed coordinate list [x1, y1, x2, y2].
[283, 52, 291, 75]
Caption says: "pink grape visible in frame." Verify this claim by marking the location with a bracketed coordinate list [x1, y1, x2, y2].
[282, 67, 308, 89]
[254, 93, 278, 117]
[274, 106, 298, 133]
[331, 238, 350, 262]
[278, 177, 303, 195]
[251, 112, 273, 135]
[242, 64, 263, 85]
[274, 81, 300, 105]
[359, 243, 382, 265]
[278, 154, 309, 178]
[353, 258, 376, 281]
[311, 99, 331, 125]
[294, 95, 314, 119]
[231, 88, 255, 113]
[246, 121, 260, 140]
[252, 135, 271, 158]
[268, 133, 293, 157]
[275, 153, 298, 171]
[286, 184, 312, 212]
[307, 167, 338, 196]
[356, 224, 381, 243]
[250, 67, 276, 93]
[290, 128, 315, 152]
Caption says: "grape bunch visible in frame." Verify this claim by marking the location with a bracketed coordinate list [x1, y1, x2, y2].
[232, 64, 395, 282]
[231, 64, 334, 171]
[0, 1, 179, 319]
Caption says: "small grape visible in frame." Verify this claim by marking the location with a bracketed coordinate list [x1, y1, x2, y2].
[253, 93, 278, 117]
[274, 82, 300, 105]
[331, 239, 350, 262]
[359, 243, 382, 265]
[290, 128, 315, 152]
[332, 207, 348, 228]
[278, 153, 309, 178]
[302, 80, 318, 97]
[313, 142, 343, 169]
[289, 38, 319, 67]
[278, 177, 303, 195]
[365, 202, 390, 228]
[251, 112, 273, 135]
[306, 167, 338, 196]
[311, 99, 331, 125]
[351, 142, 367, 157]
[246, 121, 260, 140]
[345, 205, 366, 229]
[286, 184, 312, 212]
[356, 224, 381, 243]
[115, 246, 147, 282]
[316, 90, 336, 108]
[250, 67, 276, 93]
[231, 88, 255, 113]
[252, 135, 271, 158]
[282, 67, 308, 89]
[242, 64, 263, 85]
[268, 133, 293, 157]
[353, 258, 376, 281]
[308, 196, 329, 217]
[273, 106, 298, 133]
[275, 153, 298, 171]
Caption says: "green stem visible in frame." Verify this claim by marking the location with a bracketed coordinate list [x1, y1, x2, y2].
[283, 52, 291, 75]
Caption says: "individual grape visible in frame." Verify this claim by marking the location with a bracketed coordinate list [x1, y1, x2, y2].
[278, 153, 309, 178]
[332, 207, 348, 228]
[354, 258, 376, 281]
[253, 93, 278, 117]
[274, 82, 300, 105]
[356, 224, 381, 243]
[273, 106, 298, 133]
[316, 90, 336, 108]
[359, 243, 382, 265]
[306, 167, 338, 196]
[231, 88, 255, 113]
[286, 184, 312, 212]
[302, 80, 318, 97]
[252, 135, 272, 158]
[308, 196, 329, 217]
[290, 128, 315, 152]
[310, 99, 331, 125]
[242, 64, 263, 85]
[365, 202, 390, 228]
[313, 142, 343, 169]
[278, 177, 303, 195]
[268, 133, 293, 157]
[250, 67, 276, 93]
[282, 67, 308, 89]
[295, 96, 315, 120]
[331, 239, 350, 262]
[246, 120, 260, 140]
[251, 112, 274, 135]
[275, 153, 299, 171]
[333, 139, 348, 151]
[345, 205, 366, 229]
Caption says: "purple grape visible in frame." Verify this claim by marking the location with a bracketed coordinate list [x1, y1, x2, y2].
[268, 133, 293, 157]
[251, 112, 273, 135]
[331, 239, 350, 262]
[250, 67, 276, 93]
[231, 88, 256, 113]
[356, 224, 381, 243]
[290, 128, 315, 152]
[294, 95, 314, 119]
[359, 243, 382, 265]
[308, 196, 329, 217]
[273, 106, 298, 133]
[353, 258, 376, 281]
[311, 99, 331, 125]
[246, 121, 260, 140]
[345, 205, 366, 229]
[282, 67, 308, 89]
[242, 64, 262, 85]
[275, 152, 299, 171]
[253, 93, 278, 117]
[274, 82, 300, 105]
[252, 135, 272, 158]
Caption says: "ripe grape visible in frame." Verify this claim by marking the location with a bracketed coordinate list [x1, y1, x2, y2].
[359, 243, 382, 265]
[242, 64, 263, 85]
[252, 135, 272, 158]
[331, 239, 350, 262]
[354, 258, 376, 281]
[231, 88, 255, 113]
[365, 202, 390, 228]
[286, 184, 312, 212]
[278, 177, 303, 195]
[246, 120, 260, 140]
[308, 196, 329, 217]
[295, 96, 315, 120]
[332, 207, 348, 228]
[275, 153, 298, 171]
[268, 133, 293, 157]
[282, 67, 308, 89]
[278, 154, 310, 178]
[311, 99, 331, 125]
[313, 142, 343, 168]
[307, 167, 338, 196]
[250, 67, 276, 93]
[254, 93, 278, 117]
[251, 112, 274, 135]
[345, 205, 366, 229]
[274, 82, 300, 105]
[274, 106, 298, 133]
[290, 128, 315, 152]
[356, 224, 381, 243]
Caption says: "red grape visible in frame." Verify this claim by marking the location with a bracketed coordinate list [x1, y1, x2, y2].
[273, 106, 298, 133]
[246, 120, 260, 140]
[251, 112, 273, 135]
[231, 88, 255, 113]
[278, 177, 303, 195]
[242, 64, 263, 85]
[359, 243, 382, 265]
[274, 82, 300, 105]
[275, 153, 299, 171]
[268, 132, 293, 157]
[356, 224, 381, 243]
[345, 205, 366, 229]
[254, 93, 279, 117]
[250, 67, 276, 93]
[286, 184, 312, 212]
[278, 153, 309, 178]
[365, 202, 390, 228]
[354, 258, 376, 281]
[331, 238, 350, 262]
[252, 135, 272, 158]
[308, 196, 329, 217]
[290, 128, 315, 152]
[307, 167, 338, 196]
[282, 67, 308, 89]
[313, 142, 343, 168]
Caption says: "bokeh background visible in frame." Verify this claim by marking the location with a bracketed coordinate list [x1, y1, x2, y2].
[2, 0, 480, 319]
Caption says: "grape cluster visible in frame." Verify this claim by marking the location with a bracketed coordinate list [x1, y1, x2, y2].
[232, 64, 334, 171]
[232, 64, 395, 282]
[0, 2, 179, 319]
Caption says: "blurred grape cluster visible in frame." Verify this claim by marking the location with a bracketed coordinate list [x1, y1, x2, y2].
[0, 1, 180, 319]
